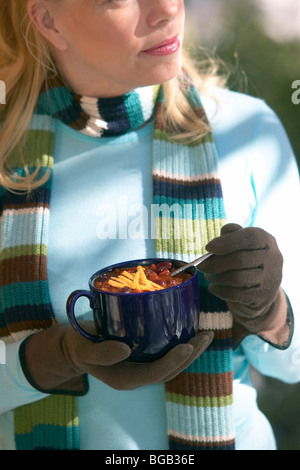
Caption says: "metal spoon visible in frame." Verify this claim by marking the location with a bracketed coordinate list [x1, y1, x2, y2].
[171, 252, 214, 277]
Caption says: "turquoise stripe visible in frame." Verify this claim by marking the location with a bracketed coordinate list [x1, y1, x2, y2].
[166, 402, 234, 438]
[126, 90, 144, 130]
[1, 210, 49, 250]
[9, 167, 52, 189]
[187, 83, 202, 108]
[153, 196, 225, 220]
[198, 272, 210, 287]
[185, 349, 233, 374]
[15, 424, 79, 450]
[1, 281, 50, 309]
[37, 87, 73, 115]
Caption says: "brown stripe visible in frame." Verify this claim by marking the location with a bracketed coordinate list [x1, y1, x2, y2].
[153, 174, 221, 187]
[2, 319, 55, 336]
[154, 101, 165, 130]
[0, 319, 55, 342]
[200, 329, 233, 340]
[169, 435, 235, 449]
[8, 319, 55, 333]
[69, 109, 91, 133]
[194, 106, 209, 124]
[0, 326, 11, 339]
[0, 255, 47, 285]
[166, 371, 233, 398]
[2, 202, 49, 211]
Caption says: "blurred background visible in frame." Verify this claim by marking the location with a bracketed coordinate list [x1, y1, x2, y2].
[185, 0, 300, 450]
[185, 0, 300, 166]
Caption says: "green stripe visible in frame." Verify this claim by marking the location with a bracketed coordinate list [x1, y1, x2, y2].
[153, 129, 214, 146]
[14, 395, 79, 450]
[8, 130, 54, 168]
[155, 217, 225, 255]
[0, 244, 48, 262]
[15, 411, 79, 433]
[165, 392, 234, 408]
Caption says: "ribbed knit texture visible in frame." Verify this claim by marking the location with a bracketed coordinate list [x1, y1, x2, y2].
[0, 82, 234, 450]
[37, 83, 161, 137]
[153, 87, 234, 450]
[14, 395, 79, 450]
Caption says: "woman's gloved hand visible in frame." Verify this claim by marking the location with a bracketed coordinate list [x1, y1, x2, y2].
[20, 322, 214, 395]
[200, 224, 292, 348]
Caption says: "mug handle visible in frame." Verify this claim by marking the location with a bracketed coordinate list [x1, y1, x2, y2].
[66, 290, 104, 343]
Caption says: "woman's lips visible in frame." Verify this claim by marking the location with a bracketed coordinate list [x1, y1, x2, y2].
[142, 36, 180, 56]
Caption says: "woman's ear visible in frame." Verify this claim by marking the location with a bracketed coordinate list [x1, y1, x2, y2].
[26, 0, 68, 51]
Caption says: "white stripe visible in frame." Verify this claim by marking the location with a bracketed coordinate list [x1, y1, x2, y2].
[29, 114, 55, 131]
[1, 208, 49, 249]
[80, 96, 108, 136]
[81, 121, 107, 137]
[1, 207, 49, 217]
[80, 96, 101, 118]
[167, 402, 235, 439]
[137, 86, 155, 122]
[1, 329, 44, 343]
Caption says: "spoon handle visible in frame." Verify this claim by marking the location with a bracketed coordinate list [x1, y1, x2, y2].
[171, 252, 214, 277]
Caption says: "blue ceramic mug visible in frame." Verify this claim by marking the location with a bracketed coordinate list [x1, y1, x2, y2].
[66, 258, 199, 363]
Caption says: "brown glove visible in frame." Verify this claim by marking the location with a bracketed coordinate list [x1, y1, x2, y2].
[19, 322, 214, 395]
[200, 224, 293, 349]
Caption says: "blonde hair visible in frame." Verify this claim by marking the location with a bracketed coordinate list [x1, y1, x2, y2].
[0, 1, 225, 193]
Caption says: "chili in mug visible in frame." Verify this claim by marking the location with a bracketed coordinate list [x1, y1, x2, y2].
[94, 261, 192, 294]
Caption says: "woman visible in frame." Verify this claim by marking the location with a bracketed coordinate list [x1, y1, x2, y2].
[0, 0, 299, 451]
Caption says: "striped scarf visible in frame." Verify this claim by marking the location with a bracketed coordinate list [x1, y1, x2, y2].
[0, 82, 235, 450]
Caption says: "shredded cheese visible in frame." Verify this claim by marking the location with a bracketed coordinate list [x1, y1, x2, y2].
[108, 265, 163, 292]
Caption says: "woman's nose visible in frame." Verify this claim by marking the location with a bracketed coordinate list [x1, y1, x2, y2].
[147, 0, 182, 28]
